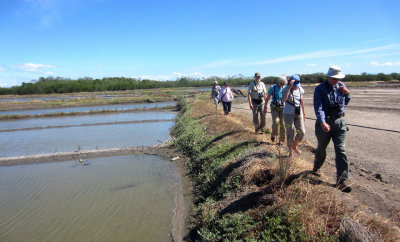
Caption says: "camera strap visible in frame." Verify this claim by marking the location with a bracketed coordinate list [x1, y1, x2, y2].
[272, 84, 280, 104]
[220, 89, 227, 101]
[287, 89, 301, 107]
[325, 81, 338, 104]
[253, 81, 264, 98]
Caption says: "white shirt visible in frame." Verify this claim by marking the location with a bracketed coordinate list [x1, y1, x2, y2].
[219, 86, 234, 102]
[283, 86, 304, 115]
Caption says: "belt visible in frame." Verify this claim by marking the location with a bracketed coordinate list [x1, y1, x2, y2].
[252, 99, 263, 103]
[326, 114, 344, 119]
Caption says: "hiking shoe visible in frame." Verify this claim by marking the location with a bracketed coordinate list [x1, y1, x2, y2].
[271, 136, 275, 142]
[258, 130, 264, 134]
[337, 180, 352, 193]
[311, 169, 321, 177]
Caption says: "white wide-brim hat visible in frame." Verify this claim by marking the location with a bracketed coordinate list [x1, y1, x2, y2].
[326, 65, 345, 79]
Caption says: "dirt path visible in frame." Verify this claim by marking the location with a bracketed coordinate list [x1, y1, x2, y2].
[230, 85, 400, 225]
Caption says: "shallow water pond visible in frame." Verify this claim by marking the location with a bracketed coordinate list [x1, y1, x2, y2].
[0, 102, 175, 115]
[0, 111, 176, 131]
[0, 155, 180, 241]
[0, 121, 174, 157]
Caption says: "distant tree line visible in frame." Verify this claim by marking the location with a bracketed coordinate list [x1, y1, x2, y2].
[0, 72, 398, 95]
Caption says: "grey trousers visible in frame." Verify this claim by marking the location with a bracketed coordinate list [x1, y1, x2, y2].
[283, 113, 305, 147]
[252, 100, 266, 131]
[313, 117, 349, 181]
[213, 97, 219, 110]
[271, 105, 285, 142]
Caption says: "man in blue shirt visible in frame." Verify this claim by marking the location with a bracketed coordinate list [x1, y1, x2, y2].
[313, 65, 352, 192]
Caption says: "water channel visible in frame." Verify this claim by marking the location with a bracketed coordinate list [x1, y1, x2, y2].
[0, 102, 183, 241]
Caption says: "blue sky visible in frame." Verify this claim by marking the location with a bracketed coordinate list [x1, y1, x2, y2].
[1, 0, 399, 87]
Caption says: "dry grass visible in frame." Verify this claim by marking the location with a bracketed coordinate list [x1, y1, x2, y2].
[276, 180, 347, 237]
[190, 100, 261, 143]
[180, 98, 400, 241]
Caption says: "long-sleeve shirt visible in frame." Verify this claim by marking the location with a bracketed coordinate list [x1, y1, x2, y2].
[211, 85, 221, 99]
[219, 86, 234, 102]
[313, 81, 351, 124]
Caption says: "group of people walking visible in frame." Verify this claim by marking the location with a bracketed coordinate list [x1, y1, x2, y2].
[212, 81, 234, 115]
[211, 65, 352, 192]
[248, 72, 306, 159]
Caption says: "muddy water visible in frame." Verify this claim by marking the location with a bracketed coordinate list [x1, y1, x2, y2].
[0, 121, 175, 157]
[0, 155, 180, 241]
[0, 102, 175, 115]
[0, 111, 176, 131]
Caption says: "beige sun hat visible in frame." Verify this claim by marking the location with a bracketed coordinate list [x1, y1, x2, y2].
[326, 65, 345, 79]
[279, 75, 287, 83]
[255, 72, 261, 77]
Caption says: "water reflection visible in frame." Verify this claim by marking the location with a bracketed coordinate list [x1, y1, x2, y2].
[0, 155, 180, 241]
[0, 102, 175, 115]
[0, 112, 176, 131]
[0, 94, 139, 103]
[0, 121, 174, 157]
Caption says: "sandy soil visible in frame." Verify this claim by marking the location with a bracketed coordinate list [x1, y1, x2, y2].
[231, 84, 400, 225]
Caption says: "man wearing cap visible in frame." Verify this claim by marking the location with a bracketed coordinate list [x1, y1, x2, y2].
[264, 75, 287, 144]
[282, 74, 306, 157]
[211, 81, 221, 110]
[312, 65, 352, 192]
[248, 72, 267, 134]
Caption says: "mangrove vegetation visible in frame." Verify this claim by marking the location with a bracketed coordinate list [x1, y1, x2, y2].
[1, 72, 399, 95]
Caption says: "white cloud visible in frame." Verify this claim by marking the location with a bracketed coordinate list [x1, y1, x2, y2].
[21, 0, 60, 27]
[173, 72, 184, 77]
[382, 62, 400, 66]
[195, 44, 400, 70]
[369, 61, 400, 67]
[18, 63, 56, 73]
[246, 44, 400, 66]
[363, 38, 387, 44]
[361, 52, 400, 58]
[0, 83, 11, 87]
[0, 66, 5, 72]
[21, 0, 83, 27]
[306, 64, 317, 67]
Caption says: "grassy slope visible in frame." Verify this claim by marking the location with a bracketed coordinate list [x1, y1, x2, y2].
[171, 97, 397, 241]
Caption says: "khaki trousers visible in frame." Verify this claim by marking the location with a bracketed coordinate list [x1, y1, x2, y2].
[252, 100, 266, 131]
[271, 105, 285, 142]
[283, 112, 305, 147]
[213, 97, 219, 110]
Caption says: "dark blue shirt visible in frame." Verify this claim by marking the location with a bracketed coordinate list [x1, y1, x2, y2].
[313, 81, 350, 124]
